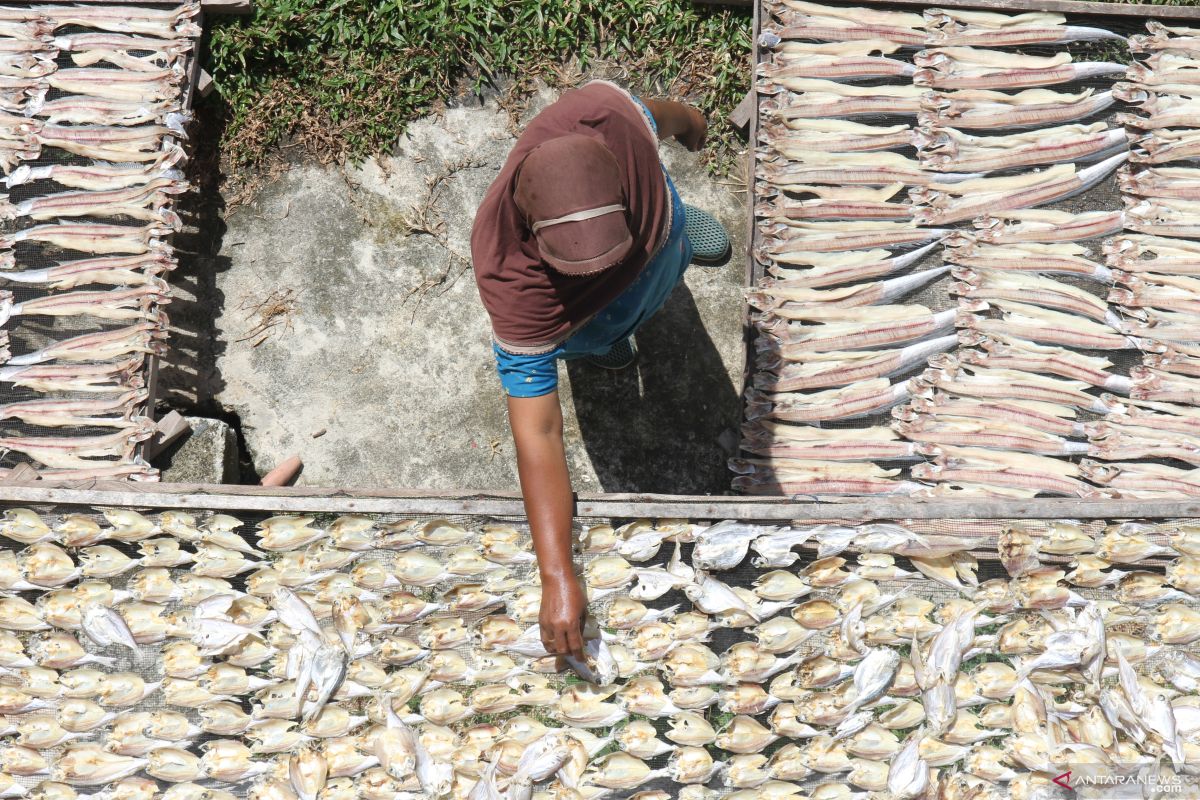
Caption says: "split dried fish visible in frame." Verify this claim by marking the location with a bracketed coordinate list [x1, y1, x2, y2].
[757, 41, 915, 82]
[973, 208, 1125, 244]
[0, 222, 173, 255]
[759, 78, 925, 117]
[915, 48, 1124, 90]
[760, 1, 925, 46]
[920, 87, 1115, 130]
[760, 150, 977, 187]
[911, 153, 1127, 226]
[926, 8, 1124, 46]
[916, 122, 1126, 173]
[946, 240, 1112, 282]
[0, 286, 169, 325]
[754, 336, 956, 392]
[0, 252, 174, 290]
[759, 118, 913, 152]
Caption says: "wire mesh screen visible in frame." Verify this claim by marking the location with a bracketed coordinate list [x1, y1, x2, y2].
[0, 500, 1195, 798]
[743, 1, 1200, 502]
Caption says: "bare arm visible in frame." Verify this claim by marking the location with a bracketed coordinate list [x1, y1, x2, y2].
[639, 98, 708, 151]
[507, 391, 586, 659]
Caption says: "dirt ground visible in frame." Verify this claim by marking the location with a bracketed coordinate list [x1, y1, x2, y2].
[159, 84, 749, 492]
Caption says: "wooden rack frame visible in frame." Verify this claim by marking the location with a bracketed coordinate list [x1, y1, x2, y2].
[705, 0, 1200, 18]
[1, 482, 1199, 519]
[733, 0, 1200, 506]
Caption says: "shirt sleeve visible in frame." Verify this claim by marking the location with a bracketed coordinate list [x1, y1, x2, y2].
[493, 343, 559, 398]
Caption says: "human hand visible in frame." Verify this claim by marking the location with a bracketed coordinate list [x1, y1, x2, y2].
[675, 104, 707, 152]
[539, 573, 587, 660]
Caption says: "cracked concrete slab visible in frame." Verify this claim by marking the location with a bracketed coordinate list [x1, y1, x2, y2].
[172, 85, 747, 492]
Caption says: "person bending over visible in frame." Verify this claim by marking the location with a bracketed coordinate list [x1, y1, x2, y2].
[470, 80, 730, 658]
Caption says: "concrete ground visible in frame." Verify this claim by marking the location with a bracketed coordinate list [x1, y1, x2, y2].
[159, 84, 748, 493]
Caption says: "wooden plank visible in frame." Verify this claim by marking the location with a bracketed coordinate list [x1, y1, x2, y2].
[141, 411, 192, 460]
[749, 0, 1200, 20]
[197, 69, 214, 98]
[201, 0, 253, 13]
[1, 483, 1199, 520]
[728, 90, 755, 134]
[140, 5, 204, 466]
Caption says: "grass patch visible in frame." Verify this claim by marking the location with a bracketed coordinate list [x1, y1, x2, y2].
[203, 0, 753, 175]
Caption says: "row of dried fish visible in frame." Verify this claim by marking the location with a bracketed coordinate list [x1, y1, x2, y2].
[0, 4, 198, 40]
[760, 81, 1117, 131]
[1, 510, 1198, 800]
[1089, 28, 1200, 493]
[760, 47, 1124, 92]
[0, 4, 196, 481]
[753, 49, 1090, 488]
[0, 113, 187, 174]
[761, 1, 1124, 48]
[746, 12, 1200, 499]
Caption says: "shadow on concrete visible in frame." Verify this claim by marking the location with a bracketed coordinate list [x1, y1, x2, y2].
[156, 92, 231, 415]
[564, 281, 740, 494]
[151, 94, 262, 481]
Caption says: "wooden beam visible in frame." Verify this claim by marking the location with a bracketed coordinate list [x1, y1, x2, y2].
[0, 483, 1198, 520]
[141, 411, 192, 460]
[728, 90, 755, 136]
[197, 69, 214, 98]
[201, 0, 253, 13]
[743, 0, 1200, 20]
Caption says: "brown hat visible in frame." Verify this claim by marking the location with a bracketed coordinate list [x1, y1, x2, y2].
[514, 134, 634, 276]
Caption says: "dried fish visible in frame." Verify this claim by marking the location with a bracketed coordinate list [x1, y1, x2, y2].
[760, 1, 925, 46]
[760, 118, 913, 152]
[915, 48, 1124, 90]
[926, 8, 1124, 46]
[757, 41, 915, 82]
[916, 123, 1126, 173]
[921, 87, 1115, 130]
[973, 208, 1125, 244]
[911, 153, 1127, 226]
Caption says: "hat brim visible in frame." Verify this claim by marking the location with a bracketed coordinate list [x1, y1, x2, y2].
[536, 214, 634, 276]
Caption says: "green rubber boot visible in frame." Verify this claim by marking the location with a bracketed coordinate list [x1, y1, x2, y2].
[587, 337, 638, 370]
[684, 204, 731, 266]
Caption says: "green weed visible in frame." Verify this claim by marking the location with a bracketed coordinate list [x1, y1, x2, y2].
[203, 0, 752, 174]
